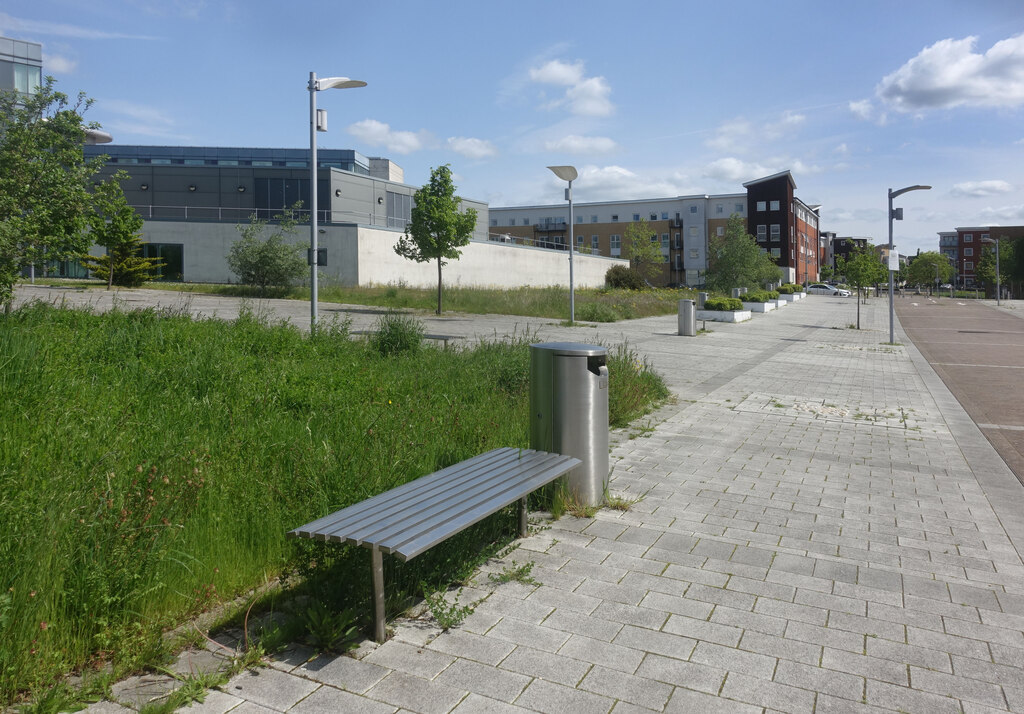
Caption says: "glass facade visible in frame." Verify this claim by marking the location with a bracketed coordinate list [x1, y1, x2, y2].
[142, 243, 184, 281]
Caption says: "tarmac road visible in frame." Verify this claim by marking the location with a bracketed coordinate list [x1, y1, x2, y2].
[896, 296, 1024, 486]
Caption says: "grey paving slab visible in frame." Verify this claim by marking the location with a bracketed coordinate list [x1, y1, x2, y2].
[25, 289, 1024, 713]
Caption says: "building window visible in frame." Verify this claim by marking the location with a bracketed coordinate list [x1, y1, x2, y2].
[577, 235, 584, 247]
[735, 203, 744, 212]
[770, 224, 780, 240]
[674, 233, 681, 248]
[771, 248, 781, 258]
[965, 261, 974, 270]
[386, 191, 413, 229]
[577, 215, 583, 223]
[650, 213, 658, 221]
[757, 225, 767, 241]
[661, 233, 669, 252]
[489, 219, 498, 227]
[509, 218, 515, 226]
[964, 247, 973, 256]
[756, 201, 767, 212]
[610, 235, 621, 256]
[964, 233, 973, 242]
[591, 215, 598, 223]
[689, 226, 698, 236]
[611, 214, 618, 222]
[770, 200, 780, 211]
[523, 218, 529, 225]
[592, 235, 599, 249]
[661, 212, 668, 220]
[981, 233, 989, 240]
[716, 204, 724, 214]
[717, 226, 724, 236]
[689, 249, 699, 259]
[690, 206, 698, 214]
[633, 213, 640, 221]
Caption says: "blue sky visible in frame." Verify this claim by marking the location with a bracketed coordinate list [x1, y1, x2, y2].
[3, 0, 1024, 257]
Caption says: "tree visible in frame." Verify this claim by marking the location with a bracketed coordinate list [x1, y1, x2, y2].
[622, 218, 663, 283]
[976, 238, 1014, 297]
[819, 265, 834, 282]
[905, 251, 952, 293]
[81, 170, 147, 289]
[226, 205, 306, 295]
[394, 165, 477, 314]
[838, 246, 888, 329]
[705, 214, 779, 294]
[0, 77, 104, 307]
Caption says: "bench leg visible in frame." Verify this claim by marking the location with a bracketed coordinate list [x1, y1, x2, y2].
[372, 546, 386, 643]
[519, 497, 528, 538]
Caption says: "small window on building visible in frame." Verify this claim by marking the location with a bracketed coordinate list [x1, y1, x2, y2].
[610, 234, 621, 256]
[771, 248, 781, 258]
[591, 215, 598, 223]
[756, 201, 767, 212]
[650, 213, 658, 221]
[577, 215, 583, 223]
[757, 225, 767, 240]
[735, 203, 744, 212]
[611, 214, 618, 222]
[965, 261, 974, 270]
[689, 226, 698, 236]
[770, 200, 780, 211]
[674, 233, 681, 248]
[509, 218, 515, 226]
[717, 227, 724, 236]
[689, 249, 699, 259]
[716, 204, 724, 214]
[661, 234, 669, 252]
[489, 219, 498, 226]
[981, 233, 989, 240]
[577, 235, 584, 246]
[633, 213, 640, 221]
[592, 235, 599, 249]
[661, 212, 668, 220]
[964, 234, 973, 242]
[964, 247, 973, 256]
[770, 224, 780, 240]
[690, 205, 697, 214]
[523, 218, 529, 225]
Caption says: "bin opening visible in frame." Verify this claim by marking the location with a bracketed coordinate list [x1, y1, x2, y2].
[587, 355, 606, 376]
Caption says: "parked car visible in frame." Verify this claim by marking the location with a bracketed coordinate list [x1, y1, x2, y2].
[807, 283, 851, 297]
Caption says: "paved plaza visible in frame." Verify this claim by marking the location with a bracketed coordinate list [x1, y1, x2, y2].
[14, 286, 1024, 713]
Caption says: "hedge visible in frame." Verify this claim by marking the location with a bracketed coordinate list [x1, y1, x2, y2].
[704, 296, 744, 311]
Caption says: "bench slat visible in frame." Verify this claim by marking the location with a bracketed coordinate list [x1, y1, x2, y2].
[287, 447, 580, 561]
[288, 448, 519, 540]
[328, 450, 562, 548]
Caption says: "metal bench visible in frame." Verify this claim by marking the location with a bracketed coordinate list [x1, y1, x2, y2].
[350, 330, 465, 349]
[287, 447, 581, 642]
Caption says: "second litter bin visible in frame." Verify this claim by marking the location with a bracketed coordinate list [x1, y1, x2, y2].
[529, 342, 609, 507]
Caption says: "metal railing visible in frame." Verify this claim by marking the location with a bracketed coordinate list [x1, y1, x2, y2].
[484, 233, 603, 256]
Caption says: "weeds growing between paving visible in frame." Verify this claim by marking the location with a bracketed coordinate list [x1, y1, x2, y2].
[0, 301, 668, 706]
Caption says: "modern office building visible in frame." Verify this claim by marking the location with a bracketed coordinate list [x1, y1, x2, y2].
[0, 36, 42, 96]
[81, 144, 620, 288]
[942, 226, 1024, 288]
[489, 169, 820, 287]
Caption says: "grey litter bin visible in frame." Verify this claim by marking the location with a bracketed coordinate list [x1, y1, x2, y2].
[731, 287, 742, 299]
[697, 292, 708, 309]
[529, 342, 609, 507]
[678, 299, 696, 336]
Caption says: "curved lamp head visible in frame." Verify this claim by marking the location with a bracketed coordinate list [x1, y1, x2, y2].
[84, 128, 113, 145]
[547, 165, 578, 182]
[314, 77, 367, 91]
[889, 184, 931, 200]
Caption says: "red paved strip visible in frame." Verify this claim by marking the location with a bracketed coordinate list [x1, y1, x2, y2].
[896, 298, 1024, 485]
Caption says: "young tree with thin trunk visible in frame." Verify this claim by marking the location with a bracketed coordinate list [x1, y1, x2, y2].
[838, 246, 888, 329]
[83, 170, 147, 289]
[394, 165, 477, 314]
[622, 218, 663, 283]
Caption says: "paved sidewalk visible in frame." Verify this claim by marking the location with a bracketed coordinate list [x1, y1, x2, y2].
[17, 286, 1024, 713]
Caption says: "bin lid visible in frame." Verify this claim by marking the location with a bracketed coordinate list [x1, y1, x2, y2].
[530, 342, 607, 356]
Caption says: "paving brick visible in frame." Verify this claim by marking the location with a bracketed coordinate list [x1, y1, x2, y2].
[591, 600, 669, 630]
[539, 608, 622, 642]
[720, 671, 816, 713]
[865, 636, 953, 672]
[664, 687, 762, 714]
[774, 659, 864, 702]
[574, 578, 648, 606]
[639, 590, 715, 620]
[222, 669, 318, 712]
[485, 617, 571, 653]
[944, 616, 1024, 649]
[527, 584, 601, 614]
[910, 666, 1007, 709]
[287, 686, 397, 714]
[497, 645, 590, 687]
[710, 604, 789, 637]
[725, 574, 796, 602]
[663, 613, 743, 647]
[513, 678, 614, 714]
[558, 634, 645, 674]
[739, 629, 821, 666]
[365, 670, 466, 714]
[827, 611, 905, 641]
[907, 624, 992, 660]
[450, 692, 532, 713]
[433, 658, 531, 703]
[612, 624, 698, 661]
[953, 653, 1022, 688]
[754, 596, 828, 626]
[690, 641, 777, 680]
[685, 582, 758, 611]
[362, 641, 455, 680]
[578, 665, 673, 710]
[634, 653, 727, 693]
[785, 621, 864, 654]
[297, 654, 391, 693]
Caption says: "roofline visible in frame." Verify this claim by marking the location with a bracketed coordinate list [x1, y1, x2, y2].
[742, 169, 796, 190]
[490, 192, 747, 212]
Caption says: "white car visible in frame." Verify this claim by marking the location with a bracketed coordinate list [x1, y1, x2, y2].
[807, 283, 851, 297]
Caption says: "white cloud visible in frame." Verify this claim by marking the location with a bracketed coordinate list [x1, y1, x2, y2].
[529, 59, 613, 117]
[97, 99, 187, 140]
[705, 118, 752, 153]
[347, 119, 433, 155]
[702, 157, 776, 183]
[978, 204, 1024, 222]
[563, 165, 696, 202]
[834, 143, 849, 155]
[951, 180, 1015, 198]
[877, 33, 1024, 111]
[528, 59, 584, 86]
[544, 135, 617, 154]
[0, 12, 158, 40]
[447, 136, 497, 159]
[705, 111, 805, 153]
[42, 53, 76, 73]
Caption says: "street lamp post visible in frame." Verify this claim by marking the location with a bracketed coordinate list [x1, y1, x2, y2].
[308, 72, 366, 330]
[982, 235, 1001, 306]
[547, 165, 578, 324]
[887, 184, 931, 344]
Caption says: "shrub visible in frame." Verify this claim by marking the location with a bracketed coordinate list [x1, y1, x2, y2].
[744, 290, 772, 303]
[704, 296, 743, 311]
[227, 209, 306, 294]
[777, 285, 794, 294]
[605, 265, 646, 290]
[575, 302, 621, 322]
[784, 283, 804, 292]
[369, 311, 424, 356]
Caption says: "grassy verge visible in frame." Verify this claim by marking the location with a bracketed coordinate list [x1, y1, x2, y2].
[27, 279, 691, 322]
[0, 302, 668, 706]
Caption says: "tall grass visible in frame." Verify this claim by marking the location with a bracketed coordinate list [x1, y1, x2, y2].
[0, 302, 667, 704]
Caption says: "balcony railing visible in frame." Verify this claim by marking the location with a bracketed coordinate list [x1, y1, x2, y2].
[485, 233, 603, 256]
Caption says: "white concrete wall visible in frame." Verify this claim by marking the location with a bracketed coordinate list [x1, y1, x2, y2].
[135, 221, 624, 289]
[355, 227, 624, 288]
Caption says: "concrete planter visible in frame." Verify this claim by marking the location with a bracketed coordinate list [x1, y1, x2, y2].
[742, 301, 776, 313]
[696, 309, 752, 323]
[778, 293, 800, 303]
